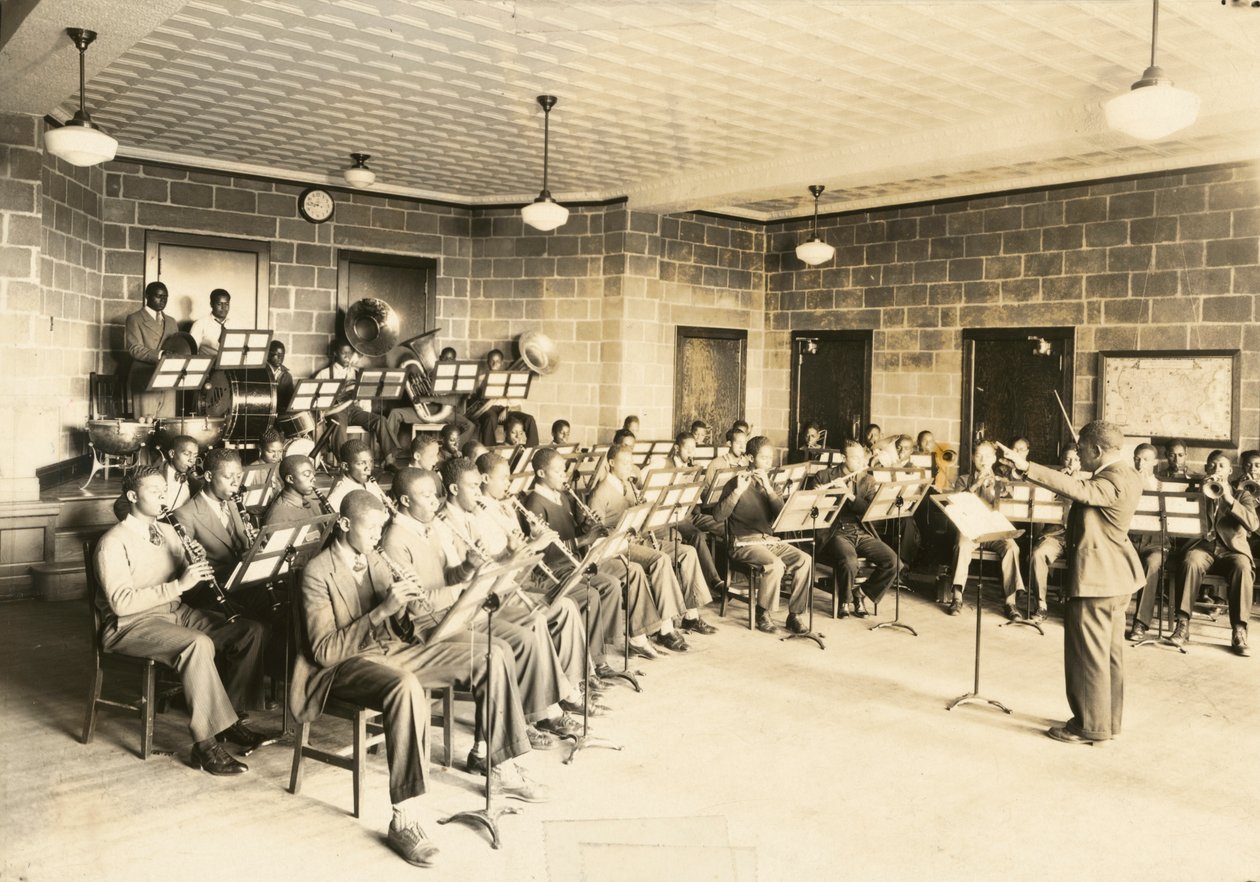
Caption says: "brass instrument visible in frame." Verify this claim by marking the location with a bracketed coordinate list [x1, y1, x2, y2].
[344, 298, 400, 357]
[396, 329, 454, 425]
[509, 329, 561, 376]
[1202, 478, 1227, 500]
[1240, 480, 1260, 498]
[159, 506, 237, 622]
[563, 482, 607, 536]
[376, 546, 435, 616]
[509, 494, 583, 570]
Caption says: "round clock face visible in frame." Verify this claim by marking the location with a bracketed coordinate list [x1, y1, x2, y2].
[298, 187, 335, 223]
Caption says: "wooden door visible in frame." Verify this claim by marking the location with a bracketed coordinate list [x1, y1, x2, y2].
[336, 251, 437, 367]
[789, 331, 871, 450]
[674, 327, 746, 436]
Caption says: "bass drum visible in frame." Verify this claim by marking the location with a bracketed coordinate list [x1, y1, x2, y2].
[277, 409, 317, 438]
[283, 437, 316, 458]
[207, 372, 276, 443]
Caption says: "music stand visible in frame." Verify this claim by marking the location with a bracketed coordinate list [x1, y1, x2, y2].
[769, 462, 810, 497]
[215, 329, 273, 370]
[639, 465, 704, 505]
[506, 470, 535, 497]
[481, 369, 532, 401]
[288, 378, 347, 412]
[932, 492, 1021, 714]
[994, 482, 1065, 636]
[630, 440, 674, 469]
[761, 487, 848, 650]
[703, 468, 742, 506]
[239, 462, 279, 510]
[430, 360, 481, 396]
[1132, 491, 1202, 653]
[690, 445, 728, 466]
[571, 451, 607, 495]
[871, 466, 932, 485]
[147, 354, 215, 392]
[863, 478, 931, 637]
[353, 369, 407, 402]
[437, 556, 543, 849]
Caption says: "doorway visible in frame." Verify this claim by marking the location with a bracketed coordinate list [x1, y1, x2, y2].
[336, 251, 437, 367]
[674, 326, 747, 437]
[788, 330, 872, 451]
[962, 327, 1076, 466]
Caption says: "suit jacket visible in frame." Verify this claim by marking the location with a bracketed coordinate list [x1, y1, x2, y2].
[1195, 491, 1259, 561]
[291, 546, 405, 724]
[124, 307, 178, 399]
[1025, 458, 1144, 598]
[172, 492, 250, 584]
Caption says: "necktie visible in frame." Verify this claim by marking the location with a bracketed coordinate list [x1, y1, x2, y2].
[148, 522, 163, 546]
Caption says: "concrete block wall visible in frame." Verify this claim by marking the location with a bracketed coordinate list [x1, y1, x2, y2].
[766, 162, 1260, 457]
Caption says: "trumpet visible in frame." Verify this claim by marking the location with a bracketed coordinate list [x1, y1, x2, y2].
[509, 494, 582, 570]
[1241, 480, 1260, 498]
[1202, 478, 1228, 500]
[312, 487, 336, 517]
[160, 506, 237, 622]
[376, 546, 435, 616]
[563, 482, 607, 535]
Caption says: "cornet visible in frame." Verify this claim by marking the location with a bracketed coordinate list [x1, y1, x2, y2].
[1202, 479, 1228, 500]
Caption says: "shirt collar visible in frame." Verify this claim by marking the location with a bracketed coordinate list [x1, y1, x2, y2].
[534, 484, 562, 505]
[123, 513, 156, 539]
[332, 537, 366, 570]
[144, 305, 159, 321]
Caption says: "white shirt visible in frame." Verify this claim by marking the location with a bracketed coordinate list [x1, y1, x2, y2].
[326, 475, 387, 513]
[189, 314, 230, 353]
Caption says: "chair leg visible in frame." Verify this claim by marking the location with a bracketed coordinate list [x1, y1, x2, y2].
[289, 723, 310, 795]
[140, 664, 156, 760]
[352, 709, 368, 819]
[82, 668, 104, 745]
[443, 687, 454, 769]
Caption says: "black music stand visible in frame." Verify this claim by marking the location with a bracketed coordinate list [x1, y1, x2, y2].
[768, 462, 810, 497]
[932, 492, 1021, 714]
[703, 468, 742, 507]
[1132, 490, 1202, 654]
[570, 450, 607, 495]
[995, 482, 1065, 636]
[147, 354, 215, 393]
[353, 369, 407, 402]
[288, 378, 347, 412]
[437, 557, 540, 849]
[215, 329, 273, 370]
[864, 478, 931, 637]
[630, 440, 674, 469]
[430, 360, 481, 395]
[239, 462, 278, 511]
[481, 369, 532, 402]
[689, 444, 728, 467]
[764, 487, 846, 650]
[641, 479, 705, 582]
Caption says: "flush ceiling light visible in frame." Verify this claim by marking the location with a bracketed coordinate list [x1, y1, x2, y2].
[343, 152, 376, 188]
[520, 95, 569, 232]
[44, 28, 118, 167]
[795, 185, 836, 266]
[1104, 0, 1199, 140]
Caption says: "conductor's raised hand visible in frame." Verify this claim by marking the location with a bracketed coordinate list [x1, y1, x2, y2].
[994, 441, 1028, 473]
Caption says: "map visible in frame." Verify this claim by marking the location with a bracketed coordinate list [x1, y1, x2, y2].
[1099, 353, 1236, 444]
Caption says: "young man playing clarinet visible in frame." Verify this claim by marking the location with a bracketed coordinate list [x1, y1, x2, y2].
[264, 454, 334, 526]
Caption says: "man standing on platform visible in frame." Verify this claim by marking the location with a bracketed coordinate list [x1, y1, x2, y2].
[998, 421, 1143, 746]
[124, 281, 178, 418]
[188, 288, 233, 358]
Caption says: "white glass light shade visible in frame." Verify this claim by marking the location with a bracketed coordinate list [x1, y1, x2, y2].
[1105, 80, 1200, 141]
[795, 237, 836, 266]
[343, 166, 376, 188]
[44, 123, 117, 167]
[521, 196, 569, 231]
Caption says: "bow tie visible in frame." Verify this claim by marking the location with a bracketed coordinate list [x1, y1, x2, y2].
[352, 555, 367, 573]
[148, 523, 163, 546]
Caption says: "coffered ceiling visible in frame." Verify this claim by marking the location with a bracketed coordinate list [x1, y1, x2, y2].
[5, 0, 1260, 220]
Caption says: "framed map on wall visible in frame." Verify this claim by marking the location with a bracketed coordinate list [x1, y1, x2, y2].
[1097, 350, 1241, 447]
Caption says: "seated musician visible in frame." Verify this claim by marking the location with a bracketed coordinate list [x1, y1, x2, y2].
[256, 429, 285, 466]
[96, 467, 269, 775]
[293, 490, 546, 868]
[1243, 450, 1260, 560]
[478, 453, 626, 685]
[707, 428, 750, 481]
[689, 420, 710, 446]
[864, 424, 882, 452]
[524, 448, 669, 659]
[551, 420, 571, 447]
[649, 433, 725, 593]
[172, 448, 253, 606]
[1155, 438, 1192, 482]
[431, 459, 595, 727]
[1126, 443, 1173, 641]
[801, 422, 823, 452]
[915, 430, 936, 456]
[894, 435, 916, 467]
[460, 439, 490, 464]
[314, 340, 405, 465]
[948, 441, 1026, 620]
[504, 414, 530, 450]
[622, 415, 640, 437]
[589, 445, 716, 638]
[1011, 437, 1031, 460]
[668, 432, 697, 469]
[326, 439, 389, 512]
[812, 439, 900, 619]
[265, 339, 295, 414]
[437, 423, 461, 463]
[1172, 450, 1258, 655]
[1027, 445, 1083, 626]
[612, 428, 636, 450]
[712, 436, 814, 635]
[160, 434, 201, 511]
[264, 454, 333, 525]
[410, 434, 441, 471]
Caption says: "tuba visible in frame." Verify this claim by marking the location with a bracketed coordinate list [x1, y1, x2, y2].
[395, 329, 454, 425]
[344, 298, 399, 357]
[510, 329, 560, 376]
[345, 299, 453, 424]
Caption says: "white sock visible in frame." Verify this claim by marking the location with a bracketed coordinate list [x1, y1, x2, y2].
[629, 635, 648, 647]
[659, 619, 673, 635]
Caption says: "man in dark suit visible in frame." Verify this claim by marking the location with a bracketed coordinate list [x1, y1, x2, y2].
[998, 421, 1144, 746]
[124, 281, 178, 418]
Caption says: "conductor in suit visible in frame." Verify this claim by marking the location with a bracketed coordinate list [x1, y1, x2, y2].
[998, 421, 1144, 746]
[124, 281, 178, 418]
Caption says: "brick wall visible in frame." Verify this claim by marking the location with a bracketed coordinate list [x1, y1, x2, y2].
[766, 162, 1260, 458]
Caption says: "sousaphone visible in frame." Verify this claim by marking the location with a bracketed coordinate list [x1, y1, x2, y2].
[345, 298, 452, 423]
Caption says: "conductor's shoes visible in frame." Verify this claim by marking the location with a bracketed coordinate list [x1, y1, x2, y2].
[1233, 626, 1251, 657]
[191, 741, 248, 775]
[1126, 620, 1148, 641]
[653, 631, 689, 652]
[785, 612, 809, 635]
[947, 599, 962, 616]
[216, 721, 277, 755]
[387, 816, 439, 867]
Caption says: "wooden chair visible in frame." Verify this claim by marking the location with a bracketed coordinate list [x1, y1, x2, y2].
[717, 524, 765, 630]
[80, 537, 183, 759]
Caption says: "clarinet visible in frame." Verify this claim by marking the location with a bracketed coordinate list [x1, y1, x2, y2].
[626, 476, 661, 550]
[563, 481, 608, 536]
[368, 477, 402, 518]
[473, 497, 562, 587]
[159, 507, 238, 622]
[376, 546, 435, 616]
[312, 487, 335, 516]
[231, 492, 280, 611]
[509, 494, 583, 569]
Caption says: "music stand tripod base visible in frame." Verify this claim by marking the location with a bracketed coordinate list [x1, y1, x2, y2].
[1134, 634, 1188, 654]
[438, 804, 521, 850]
[1000, 616, 1044, 636]
[780, 630, 826, 649]
[947, 692, 1012, 714]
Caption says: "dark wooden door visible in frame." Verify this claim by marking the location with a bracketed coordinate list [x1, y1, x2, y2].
[963, 328, 1075, 465]
[336, 251, 437, 367]
[789, 331, 871, 450]
[674, 327, 746, 436]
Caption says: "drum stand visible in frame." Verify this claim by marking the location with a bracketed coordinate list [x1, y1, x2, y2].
[948, 544, 1012, 714]
[439, 591, 519, 848]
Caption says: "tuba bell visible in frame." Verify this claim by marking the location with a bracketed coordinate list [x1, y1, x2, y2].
[344, 298, 400, 358]
[511, 329, 560, 375]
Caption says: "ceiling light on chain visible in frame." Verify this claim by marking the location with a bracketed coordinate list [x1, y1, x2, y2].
[1104, 0, 1199, 140]
[795, 185, 836, 266]
[343, 153, 376, 188]
[521, 95, 569, 232]
[43, 28, 118, 167]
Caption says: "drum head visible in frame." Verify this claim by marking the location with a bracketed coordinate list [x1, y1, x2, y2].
[221, 375, 277, 442]
[284, 437, 316, 458]
[277, 409, 317, 438]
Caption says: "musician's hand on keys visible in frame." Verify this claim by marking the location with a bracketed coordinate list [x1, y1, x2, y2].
[380, 578, 419, 617]
[734, 472, 753, 495]
[994, 441, 1028, 473]
[178, 559, 215, 592]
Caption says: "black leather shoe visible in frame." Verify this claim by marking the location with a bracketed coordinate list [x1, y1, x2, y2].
[594, 663, 621, 680]
[755, 615, 777, 634]
[628, 642, 660, 660]
[653, 630, 689, 652]
[1127, 620, 1148, 641]
[679, 616, 718, 635]
[947, 599, 962, 616]
[1168, 619, 1190, 646]
[216, 721, 278, 755]
[191, 740, 248, 775]
[1002, 603, 1022, 622]
[836, 605, 850, 619]
[785, 612, 809, 635]
[1233, 626, 1251, 657]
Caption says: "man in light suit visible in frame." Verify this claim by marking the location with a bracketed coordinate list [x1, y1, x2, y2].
[999, 421, 1144, 746]
[124, 281, 178, 418]
[172, 448, 250, 593]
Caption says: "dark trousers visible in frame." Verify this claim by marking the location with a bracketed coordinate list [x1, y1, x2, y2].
[1131, 548, 1167, 627]
[1179, 544, 1254, 628]
[1063, 594, 1128, 741]
[822, 526, 898, 604]
[545, 569, 623, 666]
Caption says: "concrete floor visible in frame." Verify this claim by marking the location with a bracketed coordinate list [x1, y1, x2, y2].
[1, 585, 1257, 882]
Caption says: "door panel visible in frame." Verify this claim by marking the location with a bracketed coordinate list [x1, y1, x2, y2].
[145, 232, 270, 329]
[336, 252, 437, 368]
[790, 331, 870, 450]
[675, 327, 746, 436]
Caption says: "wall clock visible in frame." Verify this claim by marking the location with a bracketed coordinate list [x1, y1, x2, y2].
[298, 187, 335, 223]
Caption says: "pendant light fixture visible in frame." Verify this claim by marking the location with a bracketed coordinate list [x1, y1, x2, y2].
[343, 153, 376, 188]
[795, 185, 836, 266]
[44, 28, 118, 167]
[1104, 0, 1199, 140]
[520, 95, 569, 232]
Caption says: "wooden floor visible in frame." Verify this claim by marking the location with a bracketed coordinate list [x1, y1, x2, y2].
[2, 584, 1258, 882]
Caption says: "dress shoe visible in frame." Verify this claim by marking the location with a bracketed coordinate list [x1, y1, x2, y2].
[1168, 618, 1190, 647]
[1233, 626, 1251, 657]
[679, 616, 717, 635]
[836, 605, 850, 619]
[785, 612, 809, 635]
[593, 663, 621, 681]
[653, 630, 689, 652]
[628, 641, 660, 660]
[1046, 725, 1103, 746]
[560, 697, 609, 717]
[1126, 620, 1148, 641]
[755, 614, 777, 634]
[191, 740, 248, 775]
[1030, 606, 1048, 625]
[216, 721, 278, 755]
[467, 752, 551, 802]
[851, 598, 869, 618]
[1002, 603, 1022, 622]
[947, 599, 962, 616]
[536, 713, 584, 738]
[387, 814, 440, 867]
[527, 726, 558, 750]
